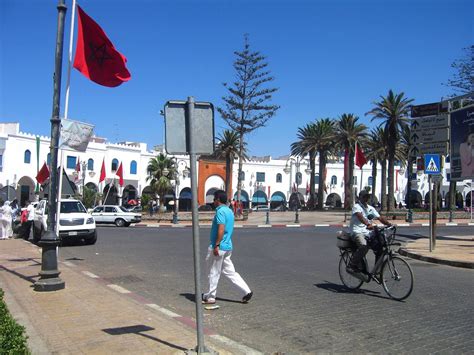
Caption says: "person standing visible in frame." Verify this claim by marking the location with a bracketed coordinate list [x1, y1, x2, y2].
[202, 190, 253, 305]
[22, 201, 35, 240]
[1, 201, 13, 238]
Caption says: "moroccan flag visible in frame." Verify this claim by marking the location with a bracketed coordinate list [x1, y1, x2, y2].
[116, 162, 124, 187]
[355, 142, 367, 169]
[306, 182, 309, 195]
[73, 5, 131, 87]
[99, 159, 106, 183]
[36, 162, 50, 185]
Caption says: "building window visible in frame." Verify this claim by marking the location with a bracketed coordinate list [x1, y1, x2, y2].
[353, 176, 358, 185]
[67, 156, 77, 169]
[239, 171, 245, 181]
[87, 158, 94, 171]
[256, 172, 265, 182]
[111, 158, 119, 171]
[368, 176, 373, 186]
[24, 150, 31, 164]
[331, 175, 337, 185]
[47, 153, 51, 166]
[314, 174, 320, 184]
[130, 160, 137, 174]
[276, 173, 282, 183]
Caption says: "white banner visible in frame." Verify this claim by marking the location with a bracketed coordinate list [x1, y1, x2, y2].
[60, 119, 94, 152]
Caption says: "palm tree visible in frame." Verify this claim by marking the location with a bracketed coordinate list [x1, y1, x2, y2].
[367, 89, 414, 212]
[146, 153, 176, 211]
[336, 114, 368, 209]
[215, 130, 247, 198]
[291, 123, 317, 208]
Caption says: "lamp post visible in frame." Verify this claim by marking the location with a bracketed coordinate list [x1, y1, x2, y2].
[81, 160, 87, 198]
[284, 156, 302, 223]
[172, 159, 190, 224]
[34, 0, 67, 292]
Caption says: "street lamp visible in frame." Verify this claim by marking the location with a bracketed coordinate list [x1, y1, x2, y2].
[284, 156, 302, 223]
[172, 159, 190, 224]
[81, 160, 87, 198]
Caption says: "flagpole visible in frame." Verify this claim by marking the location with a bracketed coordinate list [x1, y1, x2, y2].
[64, 0, 77, 119]
[56, 149, 65, 234]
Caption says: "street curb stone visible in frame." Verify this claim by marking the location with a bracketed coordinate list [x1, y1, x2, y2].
[399, 248, 474, 269]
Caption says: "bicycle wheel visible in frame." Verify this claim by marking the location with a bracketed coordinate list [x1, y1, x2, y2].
[338, 250, 363, 290]
[381, 256, 414, 301]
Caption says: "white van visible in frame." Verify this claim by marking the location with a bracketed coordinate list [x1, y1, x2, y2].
[33, 199, 97, 245]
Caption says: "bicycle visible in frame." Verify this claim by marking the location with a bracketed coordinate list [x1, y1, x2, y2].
[337, 225, 414, 301]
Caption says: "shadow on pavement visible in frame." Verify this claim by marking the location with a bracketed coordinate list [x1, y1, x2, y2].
[102, 324, 188, 351]
[0, 265, 39, 284]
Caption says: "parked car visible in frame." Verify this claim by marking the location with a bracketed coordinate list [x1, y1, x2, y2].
[91, 205, 141, 227]
[33, 199, 97, 245]
[251, 205, 270, 212]
[127, 205, 143, 213]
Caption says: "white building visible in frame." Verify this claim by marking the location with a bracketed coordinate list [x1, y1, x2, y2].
[0, 122, 472, 210]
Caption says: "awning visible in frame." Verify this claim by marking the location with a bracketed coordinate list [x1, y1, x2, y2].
[271, 192, 286, 202]
[179, 191, 192, 199]
[252, 196, 267, 203]
[233, 192, 249, 202]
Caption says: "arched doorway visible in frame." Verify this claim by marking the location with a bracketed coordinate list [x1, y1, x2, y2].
[103, 184, 119, 205]
[252, 190, 268, 207]
[17, 176, 35, 207]
[466, 190, 473, 209]
[270, 191, 286, 209]
[405, 190, 422, 209]
[233, 190, 250, 209]
[325, 193, 342, 208]
[204, 175, 225, 205]
[122, 185, 138, 205]
[179, 187, 192, 211]
[443, 191, 463, 209]
[424, 191, 442, 210]
[0, 185, 17, 203]
[206, 188, 219, 205]
[289, 192, 305, 210]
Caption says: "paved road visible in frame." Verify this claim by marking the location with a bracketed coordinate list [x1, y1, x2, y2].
[60, 226, 474, 353]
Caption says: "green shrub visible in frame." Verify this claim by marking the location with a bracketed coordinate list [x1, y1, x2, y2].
[0, 289, 30, 354]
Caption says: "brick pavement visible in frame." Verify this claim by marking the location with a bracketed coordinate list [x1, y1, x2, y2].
[0, 239, 260, 354]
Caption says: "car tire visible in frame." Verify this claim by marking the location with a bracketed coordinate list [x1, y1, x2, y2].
[124, 222, 131, 227]
[115, 218, 126, 227]
[84, 231, 97, 245]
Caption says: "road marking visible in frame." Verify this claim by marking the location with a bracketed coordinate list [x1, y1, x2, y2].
[210, 334, 263, 355]
[63, 261, 75, 267]
[286, 224, 300, 227]
[82, 271, 99, 278]
[315, 224, 330, 227]
[107, 284, 131, 294]
[396, 223, 410, 227]
[469, 223, 474, 226]
[234, 225, 243, 228]
[421, 223, 430, 226]
[171, 225, 187, 228]
[445, 223, 458, 226]
[257, 225, 272, 228]
[146, 303, 181, 318]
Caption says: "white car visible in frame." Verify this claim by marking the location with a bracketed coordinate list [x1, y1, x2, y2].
[33, 199, 97, 245]
[91, 205, 142, 227]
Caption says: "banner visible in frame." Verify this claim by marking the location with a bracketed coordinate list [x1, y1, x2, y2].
[60, 119, 94, 152]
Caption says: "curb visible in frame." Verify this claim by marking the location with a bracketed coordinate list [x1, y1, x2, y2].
[134, 223, 473, 228]
[399, 248, 474, 269]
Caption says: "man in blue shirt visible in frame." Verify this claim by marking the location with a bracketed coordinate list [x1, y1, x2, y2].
[202, 190, 253, 305]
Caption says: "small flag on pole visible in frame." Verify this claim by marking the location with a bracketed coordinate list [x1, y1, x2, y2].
[99, 158, 106, 183]
[60, 119, 94, 152]
[116, 162, 124, 187]
[74, 158, 81, 183]
[73, 5, 131, 87]
[36, 162, 50, 185]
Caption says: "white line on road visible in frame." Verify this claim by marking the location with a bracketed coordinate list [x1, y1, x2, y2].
[107, 284, 131, 294]
[210, 334, 263, 355]
[146, 304, 181, 318]
[257, 225, 272, 228]
[315, 224, 330, 227]
[82, 271, 99, 278]
[286, 224, 300, 227]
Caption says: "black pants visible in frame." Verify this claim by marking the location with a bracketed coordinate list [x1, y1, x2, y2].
[22, 221, 32, 240]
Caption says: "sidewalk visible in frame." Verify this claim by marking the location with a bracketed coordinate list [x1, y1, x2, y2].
[0, 239, 259, 354]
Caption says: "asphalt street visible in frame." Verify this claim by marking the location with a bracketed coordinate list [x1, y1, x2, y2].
[59, 226, 474, 353]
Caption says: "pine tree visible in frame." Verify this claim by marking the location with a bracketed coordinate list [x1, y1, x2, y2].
[217, 34, 279, 202]
[444, 45, 474, 95]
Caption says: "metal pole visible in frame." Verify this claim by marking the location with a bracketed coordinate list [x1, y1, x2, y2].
[406, 157, 413, 223]
[173, 178, 178, 224]
[186, 97, 207, 353]
[34, 0, 66, 292]
[433, 179, 438, 250]
[6, 179, 9, 201]
[428, 175, 433, 252]
[295, 160, 300, 224]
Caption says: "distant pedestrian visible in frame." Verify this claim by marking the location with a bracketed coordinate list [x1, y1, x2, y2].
[21, 201, 35, 240]
[202, 190, 253, 305]
[0, 207, 8, 240]
[1, 201, 13, 238]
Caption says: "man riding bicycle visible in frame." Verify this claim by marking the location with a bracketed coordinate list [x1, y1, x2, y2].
[347, 190, 392, 274]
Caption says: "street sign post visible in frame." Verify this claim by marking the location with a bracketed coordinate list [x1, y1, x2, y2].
[424, 154, 441, 175]
[409, 114, 450, 157]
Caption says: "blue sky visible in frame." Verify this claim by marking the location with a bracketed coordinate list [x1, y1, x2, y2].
[1, 0, 472, 157]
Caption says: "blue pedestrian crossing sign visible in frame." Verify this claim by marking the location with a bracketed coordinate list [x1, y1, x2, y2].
[424, 154, 441, 175]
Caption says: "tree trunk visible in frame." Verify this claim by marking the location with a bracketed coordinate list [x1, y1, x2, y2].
[449, 180, 456, 210]
[318, 152, 326, 210]
[236, 133, 244, 205]
[308, 150, 316, 209]
[387, 156, 395, 212]
[371, 158, 378, 206]
[225, 156, 232, 200]
[344, 149, 355, 209]
[380, 160, 387, 211]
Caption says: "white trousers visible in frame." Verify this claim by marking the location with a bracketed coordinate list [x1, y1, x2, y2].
[203, 247, 251, 300]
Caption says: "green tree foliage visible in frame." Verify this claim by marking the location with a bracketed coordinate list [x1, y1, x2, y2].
[444, 45, 474, 95]
[215, 130, 248, 198]
[82, 186, 97, 209]
[217, 34, 279, 202]
[367, 90, 413, 212]
[146, 154, 176, 210]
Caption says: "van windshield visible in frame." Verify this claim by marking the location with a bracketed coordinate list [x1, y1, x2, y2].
[60, 201, 87, 213]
